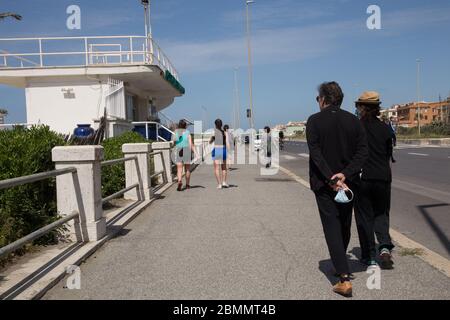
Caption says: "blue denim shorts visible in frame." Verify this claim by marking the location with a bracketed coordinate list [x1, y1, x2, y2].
[212, 146, 227, 161]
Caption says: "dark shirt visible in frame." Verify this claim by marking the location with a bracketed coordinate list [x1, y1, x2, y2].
[361, 119, 393, 182]
[306, 105, 369, 191]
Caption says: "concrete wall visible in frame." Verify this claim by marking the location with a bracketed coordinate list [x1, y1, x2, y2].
[25, 77, 108, 135]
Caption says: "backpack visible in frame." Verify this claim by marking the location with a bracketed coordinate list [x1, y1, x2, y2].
[175, 130, 189, 149]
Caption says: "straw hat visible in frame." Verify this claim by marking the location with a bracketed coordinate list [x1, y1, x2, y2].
[355, 91, 381, 105]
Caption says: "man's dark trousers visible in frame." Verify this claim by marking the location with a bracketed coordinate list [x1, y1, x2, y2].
[354, 180, 394, 260]
[314, 187, 353, 275]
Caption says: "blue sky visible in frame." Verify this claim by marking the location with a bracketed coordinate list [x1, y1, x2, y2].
[1, 0, 450, 129]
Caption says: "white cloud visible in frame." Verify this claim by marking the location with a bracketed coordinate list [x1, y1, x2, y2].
[162, 5, 450, 74]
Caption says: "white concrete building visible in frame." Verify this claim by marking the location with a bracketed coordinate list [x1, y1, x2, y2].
[380, 105, 399, 121]
[0, 35, 184, 138]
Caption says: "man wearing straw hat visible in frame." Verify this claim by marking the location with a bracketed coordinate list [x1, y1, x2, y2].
[354, 91, 395, 270]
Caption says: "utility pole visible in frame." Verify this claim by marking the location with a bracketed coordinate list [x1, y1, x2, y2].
[245, 0, 255, 130]
[416, 58, 421, 136]
[233, 68, 241, 129]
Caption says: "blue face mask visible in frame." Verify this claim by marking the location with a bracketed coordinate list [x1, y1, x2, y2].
[334, 188, 354, 204]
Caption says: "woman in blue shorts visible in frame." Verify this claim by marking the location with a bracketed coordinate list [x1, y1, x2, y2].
[210, 119, 229, 189]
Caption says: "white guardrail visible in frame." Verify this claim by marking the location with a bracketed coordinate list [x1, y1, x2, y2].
[0, 35, 179, 81]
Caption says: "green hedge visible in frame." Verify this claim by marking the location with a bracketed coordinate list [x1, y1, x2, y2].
[0, 125, 66, 262]
[397, 122, 450, 138]
[101, 131, 149, 198]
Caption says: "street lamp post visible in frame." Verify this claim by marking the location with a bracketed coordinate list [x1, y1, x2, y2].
[233, 67, 241, 130]
[416, 58, 421, 136]
[245, 0, 255, 130]
[141, 0, 152, 63]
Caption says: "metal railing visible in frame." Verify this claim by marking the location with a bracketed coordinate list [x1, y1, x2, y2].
[149, 151, 167, 184]
[0, 167, 80, 259]
[132, 121, 175, 142]
[0, 35, 179, 81]
[101, 156, 143, 204]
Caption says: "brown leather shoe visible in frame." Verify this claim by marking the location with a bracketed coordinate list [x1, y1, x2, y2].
[333, 281, 353, 298]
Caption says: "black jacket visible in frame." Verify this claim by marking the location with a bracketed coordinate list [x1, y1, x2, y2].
[306, 105, 368, 191]
[361, 119, 393, 182]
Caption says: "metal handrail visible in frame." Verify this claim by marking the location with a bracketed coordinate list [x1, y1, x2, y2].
[0, 167, 77, 190]
[0, 211, 79, 259]
[101, 156, 137, 167]
[0, 167, 80, 258]
[102, 183, 139, 204]
[0, 35, 179, 80]
[101, 156, 142, 203]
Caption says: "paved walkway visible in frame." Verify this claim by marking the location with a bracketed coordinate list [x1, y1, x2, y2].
[44, 163, 450, 299]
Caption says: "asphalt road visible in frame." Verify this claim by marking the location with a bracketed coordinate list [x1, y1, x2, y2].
[280, 140, 450, 259]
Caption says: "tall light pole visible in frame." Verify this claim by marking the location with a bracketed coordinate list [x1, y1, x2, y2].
[141, 0, 152, 63]
[245, 0, 255, 130]
[201, 106, 208, 130]
[233, 67, 241, 129]
[416, 58, 421, 136]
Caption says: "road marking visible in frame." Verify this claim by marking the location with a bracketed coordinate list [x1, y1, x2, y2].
[408, 152, 429, 156]
[298, 153, 310, 158]
[283, 155, 297, 160]
[279, 165, 450, 279]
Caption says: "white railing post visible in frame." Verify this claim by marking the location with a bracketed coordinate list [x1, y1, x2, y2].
[38, 38, 43, 67]
[52, 146, 106, 242]
[130, 37, 134, 63]
[152, 142, 173, 184]
[122, 143, 152, 200]
[85, 38, 89, 65]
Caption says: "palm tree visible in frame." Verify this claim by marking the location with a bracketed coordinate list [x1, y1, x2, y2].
[0, 109, 8, 116]
[0, 12, 22, 21]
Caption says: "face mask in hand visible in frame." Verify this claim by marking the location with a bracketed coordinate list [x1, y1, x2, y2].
[334, 188, 354, 204]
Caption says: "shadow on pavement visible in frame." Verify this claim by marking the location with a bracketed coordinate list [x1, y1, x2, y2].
[254, 178, 295, 183]
[318, 255, 367, 285]
[109, 228, 132, 239]
[418, 203, 450, 255]
[184, 185, 205, 190]
[0, 242, 83, 300]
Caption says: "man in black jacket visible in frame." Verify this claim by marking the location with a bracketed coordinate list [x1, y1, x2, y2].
[306, 81, 368, 297]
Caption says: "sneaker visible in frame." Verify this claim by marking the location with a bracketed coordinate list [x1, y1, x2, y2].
[217, 185, 223, 189]
[177, 183, 182, 191]
[379, 249, 394, 270]
[222, 182, 229, 188]
[360, 258, 377, 266]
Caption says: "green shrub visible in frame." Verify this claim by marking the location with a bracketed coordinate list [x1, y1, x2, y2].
[101, 131, 149, 198]
[397, 122, 450, 138]
[0, 125, 66, 262]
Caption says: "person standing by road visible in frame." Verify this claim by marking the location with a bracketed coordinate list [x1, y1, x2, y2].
[223, 124, 234, 170]
[263, 126, 272, 168]
[172, 120, 198, 191]
[306, 81, 368, 297]
[354, 92, 395, 270]
[210, 119, 229, 189]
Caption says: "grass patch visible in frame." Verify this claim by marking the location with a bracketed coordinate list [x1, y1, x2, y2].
[399, 248, 425, 257]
